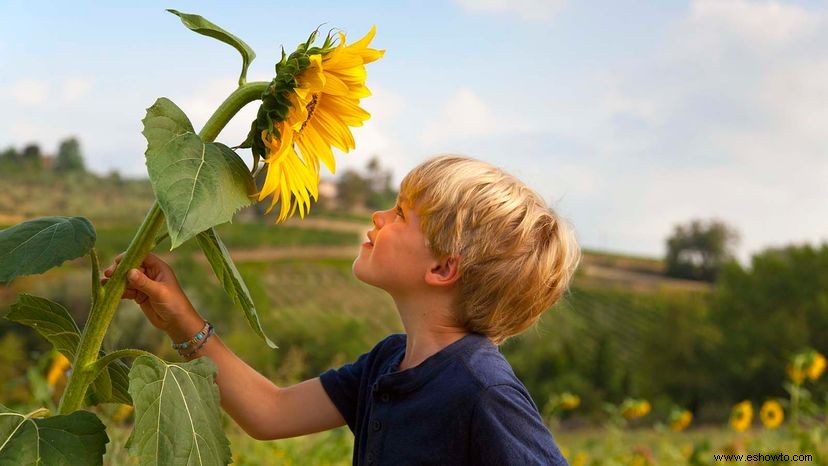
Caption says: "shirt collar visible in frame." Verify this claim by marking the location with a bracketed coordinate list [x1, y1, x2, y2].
[376, 333, 493, 395]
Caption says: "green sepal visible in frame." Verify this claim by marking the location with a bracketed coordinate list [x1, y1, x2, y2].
[196, 227, 277, 348]
[5, 294, 132, 405]
[0, 216, 95, 284]
[0, 404, 109, 465]
[128, 356, 231, 466]
[142, 97, 256, 249]
[167, 9, 256, 86]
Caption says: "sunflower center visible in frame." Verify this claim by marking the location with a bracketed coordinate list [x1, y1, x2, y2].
[301, 93, 320, 131]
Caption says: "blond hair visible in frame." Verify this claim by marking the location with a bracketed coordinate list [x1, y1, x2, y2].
[400, 155, 581, 344]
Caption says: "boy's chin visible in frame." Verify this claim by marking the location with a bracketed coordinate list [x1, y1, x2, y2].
[352, 260, 385, 290]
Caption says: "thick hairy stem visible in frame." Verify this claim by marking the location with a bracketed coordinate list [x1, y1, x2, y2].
[59, 204, 165, 413]
[58, 81, 269, 414]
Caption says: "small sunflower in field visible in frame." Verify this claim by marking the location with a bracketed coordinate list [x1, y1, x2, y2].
[668, 408, 693, 432]
[759, 400, 784, 429]
[111, 404, 134, 423]
[807, 351, 826, 381]
[729, 400, 753, 432]
[788, 349, 826, 385]
[621, 398, 651, 420]
[248, 27, 384, 221]
[46, 352, 71, 386]
[559, 392, 581, 410]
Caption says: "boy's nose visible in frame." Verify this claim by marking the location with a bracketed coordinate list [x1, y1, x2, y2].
[372, 211, 384, 228]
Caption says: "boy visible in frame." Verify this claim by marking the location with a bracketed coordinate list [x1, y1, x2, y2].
[103, 155, 580, 465]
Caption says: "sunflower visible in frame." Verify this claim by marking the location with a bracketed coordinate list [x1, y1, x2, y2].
[621, 399, 651, 420]
[807, 351, 826, 381]
[759, 400, 784, 429]
[730, 400, 753, 432]
[47, 352, 71, 386]
[111, 404, 134, 423]
[254, 27, 384, 221]
[559, 392, 581, 411]
[669, 409, 693, 432]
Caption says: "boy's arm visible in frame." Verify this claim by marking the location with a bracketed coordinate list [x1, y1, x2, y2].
[187, 333, 345, 440]
[103, 253, 346, 440]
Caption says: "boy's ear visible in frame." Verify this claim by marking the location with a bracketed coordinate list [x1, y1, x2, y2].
[425, 255, 460, 287]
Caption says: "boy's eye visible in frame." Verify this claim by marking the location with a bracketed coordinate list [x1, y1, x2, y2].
[395, 206, 404, 219]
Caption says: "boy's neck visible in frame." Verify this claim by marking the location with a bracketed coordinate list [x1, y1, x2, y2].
[394, 295, 469, 371]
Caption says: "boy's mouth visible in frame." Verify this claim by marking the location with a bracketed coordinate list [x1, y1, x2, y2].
[364, 231, 375, 247]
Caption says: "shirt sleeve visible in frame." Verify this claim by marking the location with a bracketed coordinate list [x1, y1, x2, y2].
[470, 384, 569, 466]
[319, 350, 372, 431]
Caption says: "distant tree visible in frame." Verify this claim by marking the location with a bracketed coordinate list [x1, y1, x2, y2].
[336, 169, 371, 209]
[335, 157, 398, 211]
[54, 137, 85, 172]
[0, 147, 19, 172]
[665, 219, 739, 282]
[19, 144, 44, 171]
[364, 156, 396, 210]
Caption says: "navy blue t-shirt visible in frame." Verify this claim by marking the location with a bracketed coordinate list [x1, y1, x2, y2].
[319, 333, 568, 465]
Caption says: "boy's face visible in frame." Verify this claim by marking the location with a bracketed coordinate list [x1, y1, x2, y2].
[352, 196, 439, 295]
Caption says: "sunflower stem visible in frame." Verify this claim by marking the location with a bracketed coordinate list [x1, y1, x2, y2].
[199, 81, 269, 142]
[58, 81, 269, 415]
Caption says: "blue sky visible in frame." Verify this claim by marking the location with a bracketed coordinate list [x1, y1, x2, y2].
[1, 0, 826, 261]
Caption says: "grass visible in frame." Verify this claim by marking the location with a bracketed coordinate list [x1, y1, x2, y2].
[101, 415, 354, 466]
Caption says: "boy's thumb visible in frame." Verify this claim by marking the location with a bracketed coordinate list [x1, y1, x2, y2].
[127, 269, 160, 296]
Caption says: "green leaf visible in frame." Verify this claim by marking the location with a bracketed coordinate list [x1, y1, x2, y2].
[5, 294, 132, 405]
[6, 294, 80, 356]
[0, 404, 108, 465]
[142, 98, 256, 249]
[196, 228, 277, 348]
[167, 9, 256, 86]
[128, 356, 231, 466]
[0, 216, 95, 284]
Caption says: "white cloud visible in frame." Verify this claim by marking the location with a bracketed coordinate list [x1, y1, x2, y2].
[421, 88, 524, 147]
[454, 0, 565, 21]
[61, 78, 94, 103]
[688, 0, 818, 50]
[7, 79, 49, 106]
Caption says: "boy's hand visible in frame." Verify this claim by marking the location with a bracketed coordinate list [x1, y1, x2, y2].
[101, 253, 204, 342]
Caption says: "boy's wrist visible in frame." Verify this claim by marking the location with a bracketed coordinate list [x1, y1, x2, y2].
[167, 313, 207, 343]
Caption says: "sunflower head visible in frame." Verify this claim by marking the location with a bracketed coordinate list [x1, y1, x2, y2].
[621, 398, 651, 420]
[729, 400, 753, 432]
[559, 392, 581, 411]
[245, 27, 384, 222]
[788, 349, 827, 384]
[46, 352, 71, 387]
[807, 351, 826, 381]
[668, 408, 693, 432]
[759, 400, 784, 429]
[246, 29, 339, 168]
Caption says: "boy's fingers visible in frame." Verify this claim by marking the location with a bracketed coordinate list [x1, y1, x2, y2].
[127, 268, 163, 298]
